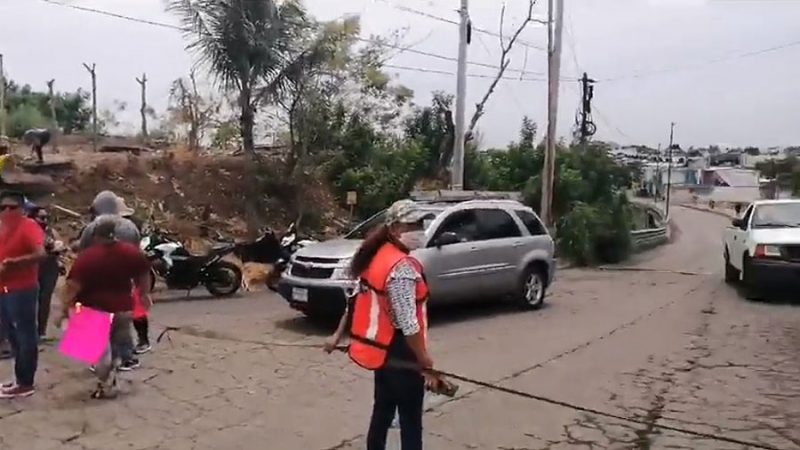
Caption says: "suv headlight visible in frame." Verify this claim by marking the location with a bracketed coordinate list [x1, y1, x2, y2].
[332, 258, 353, 279]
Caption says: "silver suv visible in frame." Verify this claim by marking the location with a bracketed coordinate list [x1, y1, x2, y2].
[277, 192, 556, 318]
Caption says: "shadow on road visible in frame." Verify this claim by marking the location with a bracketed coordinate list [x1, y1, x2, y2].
[154, 290, 244, 303]
[274, 298, 548, 338]
[274, 316, 337, 337]
[738, 286, 800, 305]
[428, 300, 544, 326]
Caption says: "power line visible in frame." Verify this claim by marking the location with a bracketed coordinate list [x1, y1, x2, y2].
[39, 0, 545, 76]
[39, 0, 180, 30]
[601, 37, 800, 82]
[374, 0, 548, 51]
[383, 64, 548, 81]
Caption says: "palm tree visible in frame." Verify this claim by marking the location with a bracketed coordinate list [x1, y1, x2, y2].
[168, 0, 308, 156]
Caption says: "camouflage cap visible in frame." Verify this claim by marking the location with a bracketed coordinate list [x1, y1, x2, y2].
[384, 199, 430, 225]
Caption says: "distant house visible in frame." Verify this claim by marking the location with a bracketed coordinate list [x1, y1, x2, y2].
[695, 167, 762, 203]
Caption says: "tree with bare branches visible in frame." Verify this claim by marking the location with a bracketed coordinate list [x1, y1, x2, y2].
[468, 0, 537, 134]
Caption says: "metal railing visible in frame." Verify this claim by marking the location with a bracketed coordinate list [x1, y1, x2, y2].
[630, 201, 670, 251]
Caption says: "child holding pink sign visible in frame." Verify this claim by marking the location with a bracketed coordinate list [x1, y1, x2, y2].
[57, 220, 152, 399]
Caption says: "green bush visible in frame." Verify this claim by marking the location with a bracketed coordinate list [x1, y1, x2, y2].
[7, 104, 48, 138]
[556, 193, 633, 266]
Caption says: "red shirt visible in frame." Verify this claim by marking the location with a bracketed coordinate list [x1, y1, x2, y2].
[0, 218, 46, 292]
[68, 242, 150, 313]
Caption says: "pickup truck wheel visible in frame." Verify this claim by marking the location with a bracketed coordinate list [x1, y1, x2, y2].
[741, 254, 761, 300]
[724, 249, 739, 283]
[517, 265, 546, 310]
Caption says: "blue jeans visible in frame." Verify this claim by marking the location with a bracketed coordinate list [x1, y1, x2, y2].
[0, 288, 39, 387]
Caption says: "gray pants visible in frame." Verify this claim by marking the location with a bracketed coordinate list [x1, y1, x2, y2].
[95, 312, 133, 385]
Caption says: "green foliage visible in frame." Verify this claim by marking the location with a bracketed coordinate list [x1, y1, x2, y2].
[334, 140, 428, 216]
[7, 104, 48, 138]
[556, 193, 633, 266]
[2, 81, 91, 136]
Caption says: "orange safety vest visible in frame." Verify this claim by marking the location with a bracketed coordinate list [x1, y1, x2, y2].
[349, 242, 429, 370]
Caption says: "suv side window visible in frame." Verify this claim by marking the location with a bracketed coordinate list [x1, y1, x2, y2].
[474, 209, 522, 240]
[513, 210, 547, 236]
[432, 210, 480, 243]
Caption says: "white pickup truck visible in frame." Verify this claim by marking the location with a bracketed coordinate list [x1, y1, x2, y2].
[723, 199, 800, 296]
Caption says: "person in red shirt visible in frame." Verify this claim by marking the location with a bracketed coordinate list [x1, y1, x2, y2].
[0, 191, 46, 399]
[57, 219, 152, 399]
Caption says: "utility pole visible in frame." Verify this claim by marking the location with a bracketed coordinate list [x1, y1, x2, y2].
[665, 122, 675, 218]
[578, 72, 596, 144]
[136, 73, 149, 140]
[541, 0, 564, 227]
[46, 79, 58, 151]
[654, 143, 661, 203]
[83, 63, 98, 151]
[0, 54, 6, 138]
[451, 0, 470, 190]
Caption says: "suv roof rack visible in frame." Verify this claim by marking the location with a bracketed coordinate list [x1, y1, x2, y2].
[410, 190, 522, 203]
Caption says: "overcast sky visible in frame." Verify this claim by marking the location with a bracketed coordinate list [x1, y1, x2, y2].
[1, 0, 799, 149]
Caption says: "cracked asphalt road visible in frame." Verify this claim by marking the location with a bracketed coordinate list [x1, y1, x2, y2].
[1, 206, 798, 450]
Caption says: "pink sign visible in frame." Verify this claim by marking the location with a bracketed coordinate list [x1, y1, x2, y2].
[58, 304, 113, 366]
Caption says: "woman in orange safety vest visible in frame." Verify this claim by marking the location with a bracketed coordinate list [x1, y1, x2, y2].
[324, 199, 443, 450]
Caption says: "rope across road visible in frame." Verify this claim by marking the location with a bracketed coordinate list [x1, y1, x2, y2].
[155, 325, 790, 450]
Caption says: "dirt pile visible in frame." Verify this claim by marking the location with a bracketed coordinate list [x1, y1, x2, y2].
[6, 138, 349, 247]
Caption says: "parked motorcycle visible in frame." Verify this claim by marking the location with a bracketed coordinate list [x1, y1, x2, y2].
[140, 229, 242, 297]
[266, 222, 315, 291]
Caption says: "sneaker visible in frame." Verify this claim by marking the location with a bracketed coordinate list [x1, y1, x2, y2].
[0, 350, 12, 360]
[118, 359, 140, 372]
[134, 343, 152, 355]
[90, 375, 118, 400]
[89, 366, 96, 374]
[1, 381, 16, 391]
[0, 385, 34, 399]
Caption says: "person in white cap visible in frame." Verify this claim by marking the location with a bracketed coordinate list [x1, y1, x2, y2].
[324, 199, 445, 450]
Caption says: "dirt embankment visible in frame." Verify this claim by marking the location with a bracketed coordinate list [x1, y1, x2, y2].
[5, 140, 348, 248]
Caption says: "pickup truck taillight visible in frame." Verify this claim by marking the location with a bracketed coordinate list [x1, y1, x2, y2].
[754, 244, 782, 259]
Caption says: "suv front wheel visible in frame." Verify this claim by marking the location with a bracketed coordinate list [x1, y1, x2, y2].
[517, 264, 547, 310]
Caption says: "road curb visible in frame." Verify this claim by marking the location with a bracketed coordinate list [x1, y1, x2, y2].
[678, 203, 736, 219]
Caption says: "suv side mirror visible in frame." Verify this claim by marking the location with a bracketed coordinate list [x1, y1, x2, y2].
[433, 231, 460, 247]
[731, 218, 745, 229]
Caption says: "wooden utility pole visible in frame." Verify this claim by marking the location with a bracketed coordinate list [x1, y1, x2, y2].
[665, 122, 676, 218]
[0, 54, 6, 137]
[46, 79, 58, 151]
[578, 72, 596, 144]
[451, 0, 469, 190]
[136, 73, 149, 140]
[541, 0, 564, 227]
[83, 63, 98, 151]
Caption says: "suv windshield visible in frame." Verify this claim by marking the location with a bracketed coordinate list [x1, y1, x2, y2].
[751, 203, 800, 228]
[344, 207, 444, 239]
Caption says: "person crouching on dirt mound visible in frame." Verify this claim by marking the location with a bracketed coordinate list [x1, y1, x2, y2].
[324, 199, 446, 450]
[56, 219, 152, 399]
[78, 191, 143, 371]
[22, 129, 51, 164]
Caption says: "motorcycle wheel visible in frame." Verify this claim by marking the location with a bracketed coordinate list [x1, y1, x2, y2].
[204, 261, 242, 297]
[149, 268, 157, 292]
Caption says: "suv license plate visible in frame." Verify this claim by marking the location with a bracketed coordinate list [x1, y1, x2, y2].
[292, 287, 308, 302]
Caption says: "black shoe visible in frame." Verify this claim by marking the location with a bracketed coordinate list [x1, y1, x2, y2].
[134, 343, 152, 355]
[118, 359, 140, 372]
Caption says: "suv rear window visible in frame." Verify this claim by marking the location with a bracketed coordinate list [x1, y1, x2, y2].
[514, 210, 547, 236]
[474, 209, 521, 240]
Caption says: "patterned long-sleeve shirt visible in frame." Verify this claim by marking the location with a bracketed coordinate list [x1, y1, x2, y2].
[385, 259, 422, 336]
